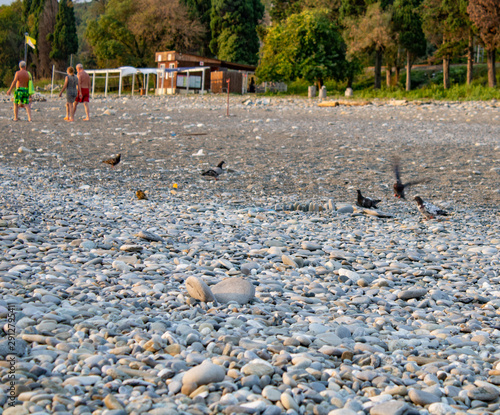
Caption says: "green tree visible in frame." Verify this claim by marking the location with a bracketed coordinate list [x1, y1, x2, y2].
[256, 9, 348, 88]
[343, 2, 394, 89]
[393, 0, 426, 91]
[210, 0, 264, 65]
[49, 0, 78, 68]
[468, 0, 500, 87]
[0, 1, 24, 87]
[422, 0, 471, 89]
[86, 0, 203, 68]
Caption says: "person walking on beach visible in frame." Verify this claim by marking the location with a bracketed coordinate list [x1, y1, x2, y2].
[59, 67, 79, 122]
[6, 61, 32, 122]
[74, 64, 90, 121]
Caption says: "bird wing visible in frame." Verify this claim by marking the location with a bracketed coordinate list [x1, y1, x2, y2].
[402, 178, 430, 189]
[202, 169, 218, 177]
[423, 202, 440, 216]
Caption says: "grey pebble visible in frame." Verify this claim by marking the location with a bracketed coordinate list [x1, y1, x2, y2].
[211, 277, 255, 304]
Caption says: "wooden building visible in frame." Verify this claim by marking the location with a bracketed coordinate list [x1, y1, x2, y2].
[155, 51, 255, 94]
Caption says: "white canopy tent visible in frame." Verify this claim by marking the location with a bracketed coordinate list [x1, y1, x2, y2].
[51, 66, 211, 98]
[86, 67, 159, 98]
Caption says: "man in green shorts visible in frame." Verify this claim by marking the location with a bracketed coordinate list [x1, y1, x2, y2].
[7, 61, 32, 122]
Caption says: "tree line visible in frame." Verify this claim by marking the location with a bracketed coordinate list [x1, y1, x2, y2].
[0, 0, 498, 90]
[258, 0, 500, 90]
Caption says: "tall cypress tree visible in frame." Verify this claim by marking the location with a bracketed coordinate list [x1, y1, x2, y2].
[422, 0, 471, 89]
[23, 0, 58, 77]
[49, 0, 78, 68]
[210, 0, 264, 65]
[393, 0, 426, 91]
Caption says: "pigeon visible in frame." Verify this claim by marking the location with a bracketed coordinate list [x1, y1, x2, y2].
[414, 196, 448, 219]
[201, 161, 225, 180]
[392, 158, 428, 199]
[102, 153, 121, 168]
[356, 190, 381, 209]
[136, 190, 148, 200]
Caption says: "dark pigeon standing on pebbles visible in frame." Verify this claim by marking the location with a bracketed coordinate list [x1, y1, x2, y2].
[202, 161, 225, 180]
[356, 190, 381, 209]
[102, 153, 121, 168]
[414, 196, 449, 219]
[393, 158, 428, 199]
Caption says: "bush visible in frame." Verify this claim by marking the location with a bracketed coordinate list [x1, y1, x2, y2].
[256, 63, 500, 101]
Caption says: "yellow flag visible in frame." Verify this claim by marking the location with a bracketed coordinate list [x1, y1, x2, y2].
[26, 35, 36, 50]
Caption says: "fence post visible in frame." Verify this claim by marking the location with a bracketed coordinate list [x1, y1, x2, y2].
[118, 71, 122, 97]
[308, 86, 316, 98]
[51, 65, 55, 98]
[319, 86, 327, 100]
[105, 72, 109, 98]
[226, 79, 230, 116]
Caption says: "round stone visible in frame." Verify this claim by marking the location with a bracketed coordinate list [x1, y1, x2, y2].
[181, 362, 225, 388]
[185, 276, 215, 303]
[408, 388, 440, 406]
[211, 277, 255, 304]
[241, 359, 274, 377]
[262, 385, 281, 402]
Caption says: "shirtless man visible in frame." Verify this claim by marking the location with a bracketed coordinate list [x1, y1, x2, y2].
[73, 64, 90, 121]
[7, 61, 32, 122]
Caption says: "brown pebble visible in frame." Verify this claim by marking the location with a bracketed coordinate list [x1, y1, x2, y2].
[104, 394, 124, 410]
[341, 351, 354, 361]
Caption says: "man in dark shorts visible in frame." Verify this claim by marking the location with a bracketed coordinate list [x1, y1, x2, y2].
[7, 61, 33, 122]
[74, 64, 91, 121]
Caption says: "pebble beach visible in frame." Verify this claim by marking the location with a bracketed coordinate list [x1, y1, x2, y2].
[0, 94, 499, 415]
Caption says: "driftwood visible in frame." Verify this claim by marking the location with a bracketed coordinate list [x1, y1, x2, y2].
[318, 100, 371, 107]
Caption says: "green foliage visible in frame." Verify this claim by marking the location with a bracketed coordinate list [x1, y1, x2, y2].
[49, 0, 78, 66]
[0, 1, 24, 87]
[85, 0, 137, 68]
[393, 0, 426, 56]
[340, 0, 370, 20]
[210, 0, 264, 65]
[72, 1, 98, 68]
[421, 0, 470, 58]
[256, 9, 348, 86]
[268, 0, 302, 22]
[257, 64, 499, 101]
[86, 0, 204, 68]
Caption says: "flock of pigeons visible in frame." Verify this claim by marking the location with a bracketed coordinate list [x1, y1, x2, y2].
[357, 159, 448, 220]
[102, 154, 448, 220]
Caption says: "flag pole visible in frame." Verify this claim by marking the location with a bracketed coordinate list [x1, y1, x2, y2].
[24, 32, 28, 64]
